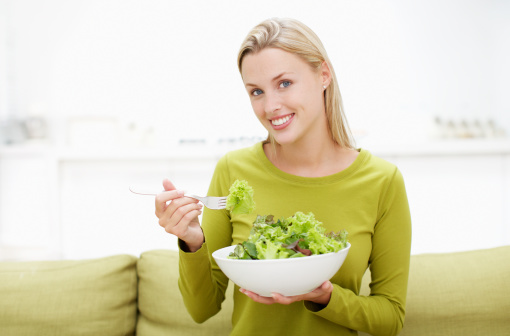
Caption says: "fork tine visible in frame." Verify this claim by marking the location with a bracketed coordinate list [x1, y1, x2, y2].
[183, 194, 228, 210]
[213, 197, 226, 209]
[213, 197, 227, 210]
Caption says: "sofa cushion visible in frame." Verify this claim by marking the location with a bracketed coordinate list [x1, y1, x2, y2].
[0, 254, 138, 336]
[136, 249, 233, 336]
[400, 245, 510, 335]
[359, 245, 510, 336]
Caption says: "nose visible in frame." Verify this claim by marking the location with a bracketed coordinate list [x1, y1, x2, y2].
[263, 91, 282, 115]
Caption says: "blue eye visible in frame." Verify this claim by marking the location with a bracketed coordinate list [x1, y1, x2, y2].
[252, 89, 263, 96]
[280, 81, 291, 88]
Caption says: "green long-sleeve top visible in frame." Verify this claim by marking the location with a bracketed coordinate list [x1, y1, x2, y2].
[178, 143, 412, 336]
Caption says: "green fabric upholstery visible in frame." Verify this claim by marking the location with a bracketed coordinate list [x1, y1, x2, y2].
[400, 245, 510, 336]
[0, 254, 138, 336]
[1, 246, 508, 335]
[361, 245, 510, 336]
[136, 249, 233, 336]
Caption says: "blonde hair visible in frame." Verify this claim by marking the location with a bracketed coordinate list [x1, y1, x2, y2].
[237, 18, 355, 149]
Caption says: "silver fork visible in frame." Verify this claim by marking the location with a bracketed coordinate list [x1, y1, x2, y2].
[184, 194, 227, 210]
[129, 186, 227, 210]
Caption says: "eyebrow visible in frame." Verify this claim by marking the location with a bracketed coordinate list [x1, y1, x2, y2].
[244, 72, 293, 88]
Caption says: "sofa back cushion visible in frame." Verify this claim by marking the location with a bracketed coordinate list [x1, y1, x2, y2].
[360, 245, 510, 336]
[0, 254, 138, 336]
[401, 245, 510, 335]
[136, 249, 233, 336]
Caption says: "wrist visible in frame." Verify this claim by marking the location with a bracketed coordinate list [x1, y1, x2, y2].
[312, 292, 331, 306]
[308, 281, 333, 306]
[179, 231, 205, 253]
[185, 240, 204, 253]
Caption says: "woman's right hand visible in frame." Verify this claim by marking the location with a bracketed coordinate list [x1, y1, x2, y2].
[155, 178, 204, 252]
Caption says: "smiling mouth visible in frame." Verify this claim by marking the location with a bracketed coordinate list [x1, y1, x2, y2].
[271, 114, 294, 126]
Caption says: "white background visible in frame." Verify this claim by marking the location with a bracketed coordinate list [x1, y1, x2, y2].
[1, 0, 509, 144]
[0, 0, 509, 260]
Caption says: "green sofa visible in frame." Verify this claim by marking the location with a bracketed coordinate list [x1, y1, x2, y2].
[1, 245, 509, 335]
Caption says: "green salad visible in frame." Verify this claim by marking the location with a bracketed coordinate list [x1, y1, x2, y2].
[229, 212, 348, 260]
[226, 179, 256, 215]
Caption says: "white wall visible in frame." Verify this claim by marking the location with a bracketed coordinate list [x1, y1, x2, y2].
[1, 0, 510, 260]
[0, 0, 9, 119]
[1, 0, 508, 146]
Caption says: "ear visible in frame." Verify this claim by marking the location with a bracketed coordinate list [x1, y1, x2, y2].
[319, 61, 332, 89]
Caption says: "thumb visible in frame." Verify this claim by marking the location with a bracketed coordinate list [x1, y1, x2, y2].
[162, 178, 177, 191]
[321, 281, 333, 292]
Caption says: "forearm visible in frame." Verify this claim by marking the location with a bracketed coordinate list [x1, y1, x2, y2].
[178, 241, 229, 323]
[305, 168, 411, 334]
[305, 285, 405, 336]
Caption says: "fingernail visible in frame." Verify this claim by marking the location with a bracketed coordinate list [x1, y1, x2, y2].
[177, 190, 185, 196]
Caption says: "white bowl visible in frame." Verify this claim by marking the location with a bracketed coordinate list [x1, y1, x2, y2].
[212, 243, 350, 297]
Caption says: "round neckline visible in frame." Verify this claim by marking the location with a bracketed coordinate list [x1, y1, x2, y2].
[254, 142, 368, 185]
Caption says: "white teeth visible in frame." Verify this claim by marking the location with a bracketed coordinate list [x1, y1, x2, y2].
[271, 115, 291, 126]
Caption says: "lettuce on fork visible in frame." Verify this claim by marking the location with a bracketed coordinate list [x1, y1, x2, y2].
[229, 212, 348, 260]
[226, 180, 256, 215]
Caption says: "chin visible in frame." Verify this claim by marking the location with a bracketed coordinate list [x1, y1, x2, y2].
[270, 134, 297, 146]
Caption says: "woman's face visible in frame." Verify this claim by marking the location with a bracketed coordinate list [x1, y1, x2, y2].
[241, 48, 330, 147]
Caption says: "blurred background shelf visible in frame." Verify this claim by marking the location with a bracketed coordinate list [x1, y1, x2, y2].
[2, 138, 510, 160]
[1, 139, 510, 260]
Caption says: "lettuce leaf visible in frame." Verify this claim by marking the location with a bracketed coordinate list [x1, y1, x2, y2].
[228, 212, 348, 260]
[226, 180, 256, 215]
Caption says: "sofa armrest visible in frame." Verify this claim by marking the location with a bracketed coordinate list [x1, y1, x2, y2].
[0, 254, 138, 336]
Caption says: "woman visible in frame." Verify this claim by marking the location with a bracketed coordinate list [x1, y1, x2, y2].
[155, 18, 411, 336]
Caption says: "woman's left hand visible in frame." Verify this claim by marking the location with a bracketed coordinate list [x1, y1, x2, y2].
[240, 281, 333, 305]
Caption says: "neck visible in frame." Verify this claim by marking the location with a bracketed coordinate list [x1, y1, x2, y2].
[266, 136, 350, 177]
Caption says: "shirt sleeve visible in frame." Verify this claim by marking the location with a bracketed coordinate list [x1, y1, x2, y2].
[177, 155, 233, 323]
[304, 168, 412, 336]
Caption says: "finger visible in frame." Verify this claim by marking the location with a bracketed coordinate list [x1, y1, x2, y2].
[158, 196, 200, 230]
[271, 281, 334, 305]
[164, 208, 203, 238]
[155, 190, 185, 217]
[271, 292, 303, 305]
[314, 281, 333, 294]
[240, 289, 276, 305]
[163, 195, 200, 219]
[162, 178, 176, 191]
[304, 281, 333, 305]
[163, 203, 203, 236]
[159, 197, 201, 228]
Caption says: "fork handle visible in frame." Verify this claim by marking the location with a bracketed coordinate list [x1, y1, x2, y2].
[129, 186, 203, 202]
[184, 194, 202, 202]
[129, 186, 187, 196]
